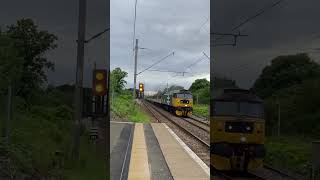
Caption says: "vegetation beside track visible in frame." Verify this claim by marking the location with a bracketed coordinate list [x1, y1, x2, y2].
[111, 90, 150, 123]
[110, 67, 150, 123]
[64, 136, 106, 180]
[193, 104, 209, 117]
[0, 19, 106, 179]
[252, 53, 320, 175]
[0, 86, 107, 179]
[265, 136, 312, 175]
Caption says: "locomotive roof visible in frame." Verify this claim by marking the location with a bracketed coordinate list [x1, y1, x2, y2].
[214, 88, 263, 103]
[164, 89, 191, 95]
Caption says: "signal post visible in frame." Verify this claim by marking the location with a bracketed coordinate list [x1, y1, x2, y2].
[82, 69, 109, 142]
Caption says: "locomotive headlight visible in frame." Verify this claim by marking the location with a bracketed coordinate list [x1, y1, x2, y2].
[240, 137, 247, 142]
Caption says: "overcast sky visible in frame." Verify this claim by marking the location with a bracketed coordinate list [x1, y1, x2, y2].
[1, 0, 320, 91]
[213, 0, 320, 88]
[0, 0, 107, 88]
[111, 0, 210, 93]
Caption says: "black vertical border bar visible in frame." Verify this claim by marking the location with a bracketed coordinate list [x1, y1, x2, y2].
[210, 0, 214, 178]
[106, 0, 110, 179]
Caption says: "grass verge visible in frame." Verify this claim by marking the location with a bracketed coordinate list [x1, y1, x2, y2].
[265, 136, 313, 175]
[64, 135, 106, 180]
[193, 104, 209, 117]
[111, 92, 150, 123]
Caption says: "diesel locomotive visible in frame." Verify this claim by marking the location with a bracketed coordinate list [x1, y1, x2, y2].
[210, 89, 265, 172]
[160, 89, 193, 117]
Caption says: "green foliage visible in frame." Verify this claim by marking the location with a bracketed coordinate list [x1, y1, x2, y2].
[64, 136, 106, 180]
[252, 53, 320, 137]
[193, 104, 209, 117]
[189, 79, 210, 104]
[110, 67, 128, 93]
[0, 83, 77, 178]
[111, 91, 149, 123]
[37, 85, 74, 108]
[0, 32, 24, 89]
[264, 78, 320, 136]
[0, 103, 73, 177]
[265, 136, 312, 174]
[251, 53, 320, 176]
[253, 53, 320, 98]
[189, 79, 209, 92]
[4, 18, 57, 102]
[188, 77, 237, 105]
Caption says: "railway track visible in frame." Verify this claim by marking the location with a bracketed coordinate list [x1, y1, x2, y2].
[211, 166, 305, 180]
[140, 99, 161, 123]
[248, 165, 307, 180]
[143, 100, 209, 148]
[183, 117, 210, 133]
[142, 99, 305, 180]
[213, 169, 302, 180]
[192, 114, 209, 122]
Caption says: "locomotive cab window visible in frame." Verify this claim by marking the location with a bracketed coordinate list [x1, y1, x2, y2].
[214, 101, 238, 116]
[214, 101, 264, 118]
[174, 93, 193, 98]
[239, 102, 264, 118]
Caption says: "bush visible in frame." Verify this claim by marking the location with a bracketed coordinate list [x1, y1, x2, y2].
[111, 92, 149, 123]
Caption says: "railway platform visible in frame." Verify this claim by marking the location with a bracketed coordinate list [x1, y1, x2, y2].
[110, 121, 210, 180]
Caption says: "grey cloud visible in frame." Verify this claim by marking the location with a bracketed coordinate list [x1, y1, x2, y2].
[213, 0, 320, 88]
[111, 0, 210, 91]
[1, 0, 107, 87]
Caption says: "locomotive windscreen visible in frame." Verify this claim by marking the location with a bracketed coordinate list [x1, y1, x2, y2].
[214, 101, 263, 118]
[175, 93, 193, 98]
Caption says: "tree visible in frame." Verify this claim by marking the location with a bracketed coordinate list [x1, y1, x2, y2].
[5, 19, 57, 102]
[110, 67, 128, 93]
[253, 53, 320, 98]
[189, 78, 209, 93]
[0, 32, 23, 90]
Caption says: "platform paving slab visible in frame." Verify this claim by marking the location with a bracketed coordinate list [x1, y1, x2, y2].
[144, 124, 174, 180]
[110, 122, 134, 180]
[151, 123, 210, 180]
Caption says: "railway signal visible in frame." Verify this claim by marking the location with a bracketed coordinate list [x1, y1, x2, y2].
[93, 70, 108, 96]
[138, 83, 144, 99]
[139, 83, 144, 92]
[81, 69, 108, 118]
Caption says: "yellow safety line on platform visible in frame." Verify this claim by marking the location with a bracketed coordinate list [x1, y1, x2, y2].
[128, 123, 150, 180]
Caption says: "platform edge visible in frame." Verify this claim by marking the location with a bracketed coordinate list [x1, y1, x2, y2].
[161, 123, 210, 176]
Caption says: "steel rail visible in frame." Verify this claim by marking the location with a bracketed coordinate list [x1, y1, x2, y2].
[144, 100, 210, 148]
[183, 117, 210, 133]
